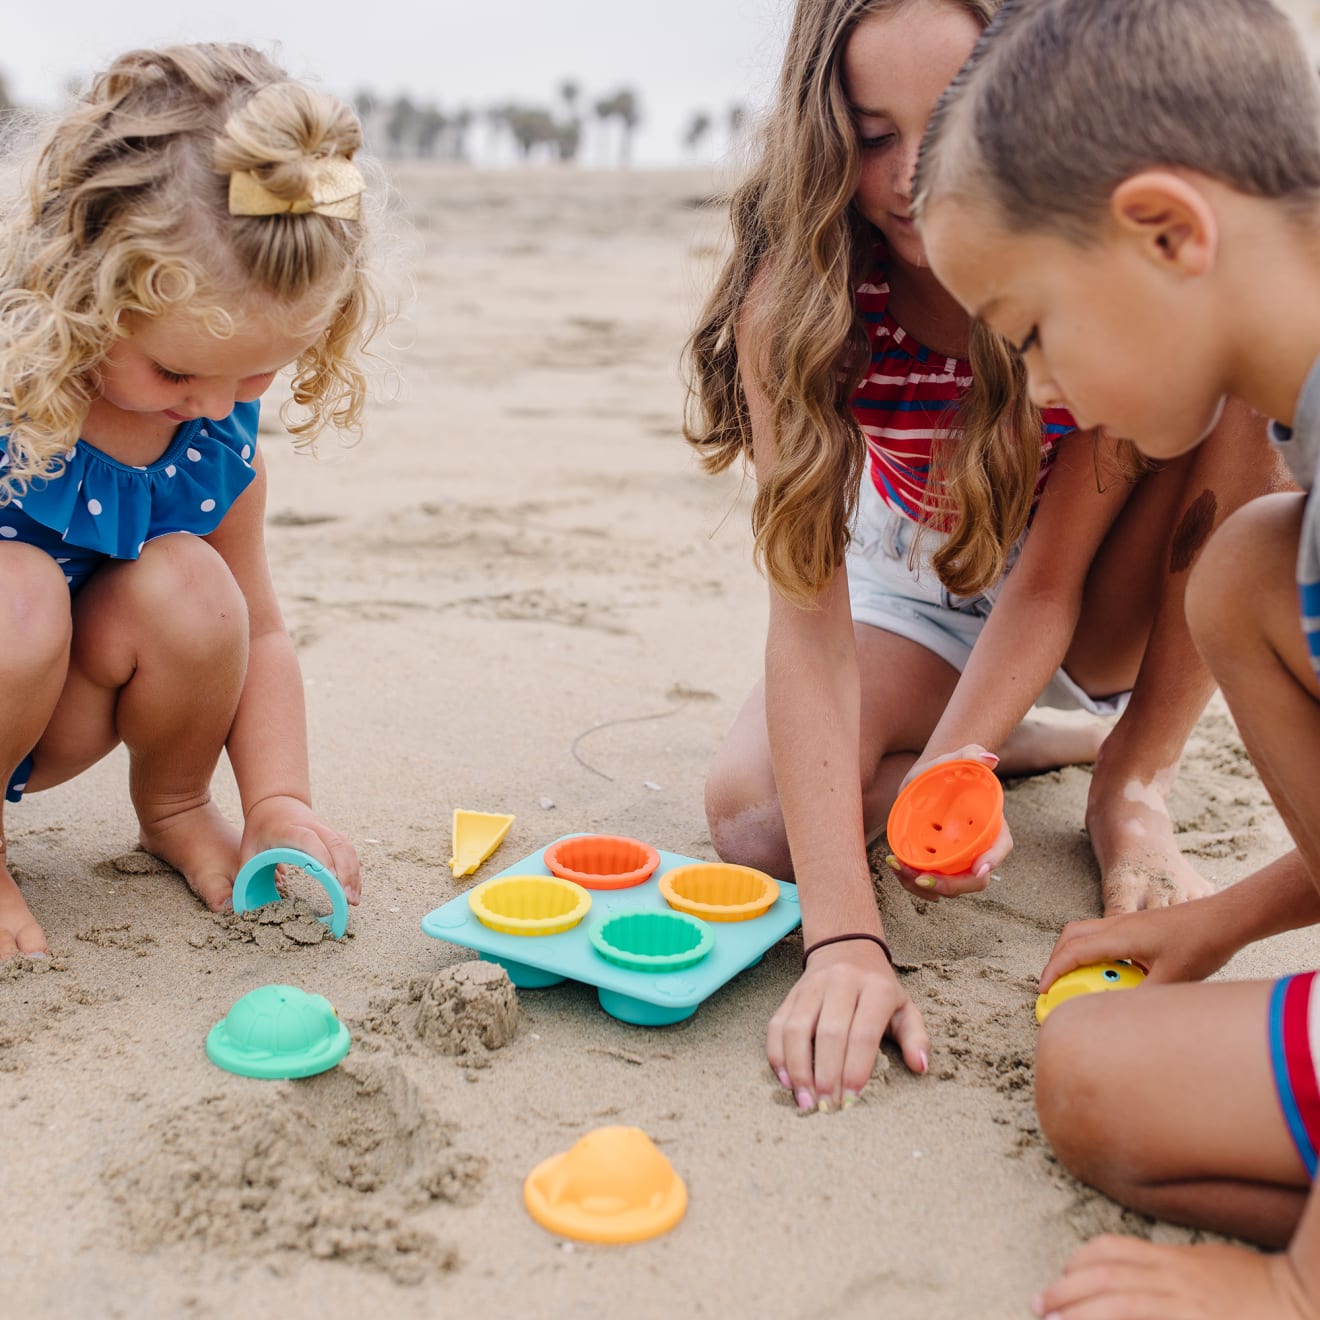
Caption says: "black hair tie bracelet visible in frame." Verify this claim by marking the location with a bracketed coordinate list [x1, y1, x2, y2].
[802, 932, 894, 971]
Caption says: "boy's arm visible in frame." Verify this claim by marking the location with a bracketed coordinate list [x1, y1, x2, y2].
[1039, 848, 1320, 990]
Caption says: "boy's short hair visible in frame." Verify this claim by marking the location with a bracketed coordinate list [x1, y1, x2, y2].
[915, 0, 1320, 239]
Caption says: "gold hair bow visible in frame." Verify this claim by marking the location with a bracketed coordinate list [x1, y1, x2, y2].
[228, 156, 365, 220]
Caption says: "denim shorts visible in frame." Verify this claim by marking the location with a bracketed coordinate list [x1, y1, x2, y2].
[845, 476, 1127, 718]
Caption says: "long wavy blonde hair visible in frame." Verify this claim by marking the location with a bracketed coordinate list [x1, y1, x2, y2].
[0, 42, 387, 499]
[683, 0, 1048, 605]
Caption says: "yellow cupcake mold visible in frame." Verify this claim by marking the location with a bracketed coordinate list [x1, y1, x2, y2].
[467, 874, 591, 937]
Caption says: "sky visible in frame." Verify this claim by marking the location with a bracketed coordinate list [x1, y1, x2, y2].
[4, 0, 794, 166]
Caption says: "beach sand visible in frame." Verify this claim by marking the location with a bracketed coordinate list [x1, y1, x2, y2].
[2, 163, 1314, 1320]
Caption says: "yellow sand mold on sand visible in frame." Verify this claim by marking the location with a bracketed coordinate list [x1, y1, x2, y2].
[449, 809, 515, 877]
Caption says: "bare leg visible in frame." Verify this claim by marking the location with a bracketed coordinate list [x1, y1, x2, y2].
[1186, 493, 1320, 872]
[706, 620, 1102, 877]
[29, 534, 249, 911]
[0, 546, 73, 957]
[1033, 982, 1317, 1318]
[1038, 982, 1306, 1242]
[1065, 403, 1287, 911]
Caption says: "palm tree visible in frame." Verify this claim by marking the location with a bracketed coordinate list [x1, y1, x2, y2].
[683, 110, 712, 159]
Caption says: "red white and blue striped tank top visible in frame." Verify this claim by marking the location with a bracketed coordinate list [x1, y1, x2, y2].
[852, 252, 1076, 524]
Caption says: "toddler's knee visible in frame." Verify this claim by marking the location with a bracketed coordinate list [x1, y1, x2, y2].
[704, 768, 791, 877]
[130, 535, 247, 655]
[0, 546, 72, 672]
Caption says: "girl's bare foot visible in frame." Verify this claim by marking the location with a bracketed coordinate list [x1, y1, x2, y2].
[1087, 783, 1214, 913]
[0, 841, 49, 957]
[998, 716, 1108, 778]
[138, 799, 242, 912]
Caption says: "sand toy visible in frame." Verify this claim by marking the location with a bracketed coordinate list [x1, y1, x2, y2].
[206, 984, 351, 1078]
[468, 874, 592, 937]
[422, 835, 802, 1025]
[231, 846, 349, 938]
[450, 809, 515, 877]
[544, 834, 660, 890]
[660, 861, 779, 922]
[1035, 961, 1147, 1024]
[886, 759, 1004, 876]
[524, 1126, 688, 1244]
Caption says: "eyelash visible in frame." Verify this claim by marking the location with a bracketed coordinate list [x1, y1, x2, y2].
[859, 133, 894, 151]
[154, 364, 191, 384]
[1015, 327, 1040, 355]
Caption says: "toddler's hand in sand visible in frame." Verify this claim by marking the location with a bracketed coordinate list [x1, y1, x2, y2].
[889, 745, 1011, 899]
[1032, 1234, 1310, 1319]
[767, 941, 929, 1112]
[1039, 898, 1233, 994]
[241, 795, 361, 905]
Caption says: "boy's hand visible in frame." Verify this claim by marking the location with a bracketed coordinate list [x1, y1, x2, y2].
[1032, 1235, 1312, 1320]
[1039, 896, 1233, 993]
[241, 795, 362, 904]
[767, 940, 930, 1112]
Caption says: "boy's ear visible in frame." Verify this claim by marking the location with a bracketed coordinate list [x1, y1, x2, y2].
[1109, 172, 1218, 276]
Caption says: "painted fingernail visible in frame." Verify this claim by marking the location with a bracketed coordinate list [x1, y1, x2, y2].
[918, 1049, 930, 1074]
[842, 1092, 859, 1109]
[22, 950, 51, 961]
[975, 863, 991, 879]
[979, 752, 1000, 765]
[776, 1068, 791, 1090]
[916, 875, 937, 889]
[817, 1098, 834, 1114]
[796, 1088, 814, 1111]
[885, 854, 900, 871]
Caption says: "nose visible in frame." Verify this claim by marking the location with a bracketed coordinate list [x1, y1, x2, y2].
[188, 380, 238, 422]
[896, 143, 919, 205]
[1024, 363, 1066, 414]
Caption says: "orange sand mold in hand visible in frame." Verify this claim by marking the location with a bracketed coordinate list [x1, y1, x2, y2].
[524, 1125, 688, 1244]
[886, 759, 1004, 876]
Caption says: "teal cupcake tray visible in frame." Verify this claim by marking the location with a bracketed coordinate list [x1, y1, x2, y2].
[420, 837, 801, 1026]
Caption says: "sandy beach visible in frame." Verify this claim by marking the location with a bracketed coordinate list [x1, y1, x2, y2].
[2, 162, 1315, 1320]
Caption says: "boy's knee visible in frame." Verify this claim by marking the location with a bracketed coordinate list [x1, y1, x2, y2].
[1186, 493, 1305, 663]
[1035, 1001, 1112, 1181]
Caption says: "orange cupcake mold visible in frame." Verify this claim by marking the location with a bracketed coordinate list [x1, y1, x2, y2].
[659, 862, 779, 922]
[543, 834, 660, 891]
[886, 759, 1004, 875]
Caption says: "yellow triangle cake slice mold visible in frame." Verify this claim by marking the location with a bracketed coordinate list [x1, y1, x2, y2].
[449, 809, 515, 877]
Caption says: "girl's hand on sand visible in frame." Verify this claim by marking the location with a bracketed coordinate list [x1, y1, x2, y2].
[241, 795, 362, 904]
[889, 745, 1011, 899]
[1038, 899, 1233, 994]
[1032, 1235, 1311, 1319]
[767, 941, 929, 1112]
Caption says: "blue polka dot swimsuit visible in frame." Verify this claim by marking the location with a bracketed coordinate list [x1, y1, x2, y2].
[2, 401, 260, 802]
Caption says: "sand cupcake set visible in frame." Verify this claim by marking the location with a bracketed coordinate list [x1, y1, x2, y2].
[421, 824, 801, 1026]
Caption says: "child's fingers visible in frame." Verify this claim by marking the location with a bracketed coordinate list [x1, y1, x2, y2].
[886, 995, 930, 1078]
[322, 833, 361, 904]
[767, 982, 823, 1111]
[1037, 919, 1113, 991]
[811, 982, 861, 1109]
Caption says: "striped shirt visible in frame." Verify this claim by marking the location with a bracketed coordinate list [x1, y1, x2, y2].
[853, 253, 1076, 524]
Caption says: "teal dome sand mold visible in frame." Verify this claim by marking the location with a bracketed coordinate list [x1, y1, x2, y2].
[206, 984, 351, 1079]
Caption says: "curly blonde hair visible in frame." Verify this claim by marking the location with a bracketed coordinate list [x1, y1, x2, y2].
[683, 0, 1049, 605]
[0, 42, 387, 498]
